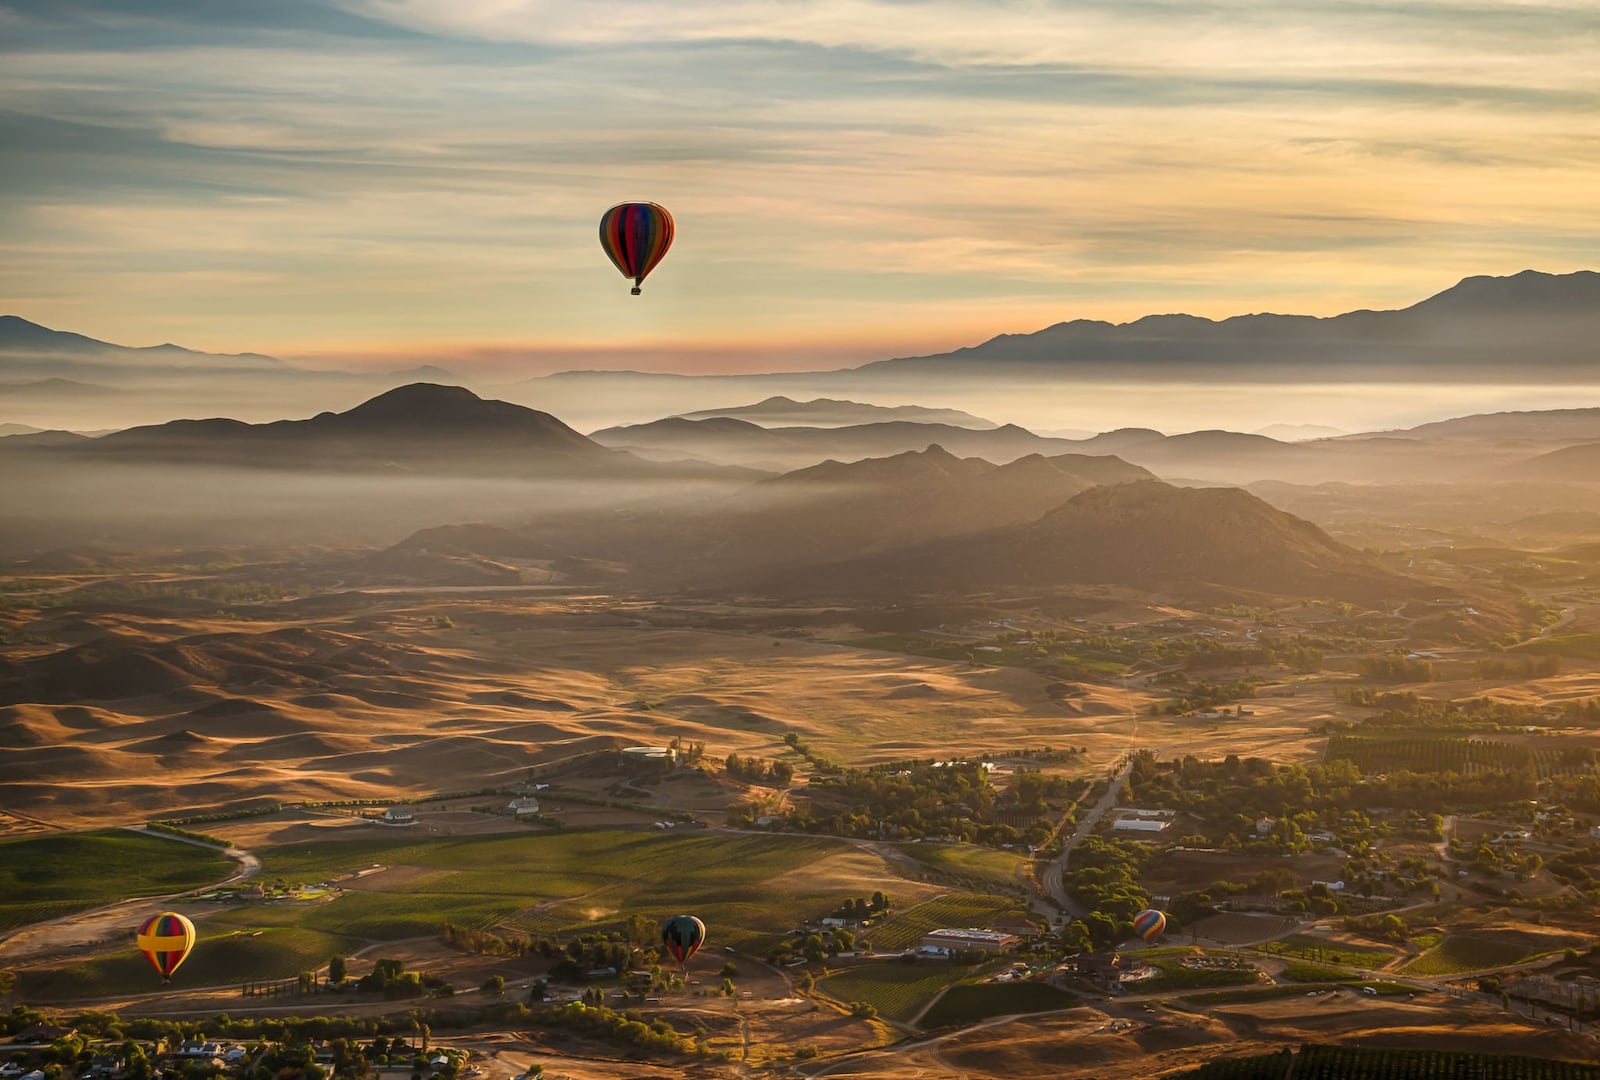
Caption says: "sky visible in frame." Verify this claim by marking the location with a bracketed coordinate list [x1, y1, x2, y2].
[2, 0, 1600, 374]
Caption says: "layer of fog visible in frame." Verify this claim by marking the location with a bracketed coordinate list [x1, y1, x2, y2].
[10, 369, 1600, 443]
[0, 461, 750, 555]
[503, 374, 1600, 438]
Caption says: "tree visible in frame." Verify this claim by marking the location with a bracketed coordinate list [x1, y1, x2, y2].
[528, 978, 547, 1002]
[720, 977, 735, 997]
[328, 956, 347, 984]
[481, 975, 505, 996]
[624, 913, 658, 947]
[123, 1043, 153, 1080]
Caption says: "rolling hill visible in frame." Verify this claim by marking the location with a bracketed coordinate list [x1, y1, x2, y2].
[771, 480, 1422, 604]
[1500, 442, 1600, 483]
[12, 383, 698, 477]
[368, 446, 1156, 584]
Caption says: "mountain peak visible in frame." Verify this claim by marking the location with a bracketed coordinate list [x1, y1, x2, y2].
[1413, 269, 1600, 314]
[344, 382, 483, 417]
[0, 315, 118, 354]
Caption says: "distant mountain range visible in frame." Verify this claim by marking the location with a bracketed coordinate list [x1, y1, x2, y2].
[0, 316, 460, 404]
[0, 314, 282, 371]
[11, 377, 1600, 492]
[857, 270, 1600, 376]
[677, 395, 997, 429]
[589, 416, 1080, 471]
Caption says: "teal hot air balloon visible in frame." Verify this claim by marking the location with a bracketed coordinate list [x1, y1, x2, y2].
[599, 202, 675, 295]
[660, 914, 705, 967]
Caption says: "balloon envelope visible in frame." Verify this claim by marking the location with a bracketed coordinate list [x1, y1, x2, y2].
[1133, 908, 1166, 942]
[599, 202, 675, 294]
[660, 914, 706, 965]
[137, 911, 196, 982]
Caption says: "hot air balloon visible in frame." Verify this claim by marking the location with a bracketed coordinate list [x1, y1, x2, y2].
[137, 911, 196, 983]
[660, 914, 705, 968]
[598, 202, 675, 295]
[1133, 908, 1166, 943]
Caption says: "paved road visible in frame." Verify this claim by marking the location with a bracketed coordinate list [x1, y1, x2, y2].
[1038, 756, 1137, 921]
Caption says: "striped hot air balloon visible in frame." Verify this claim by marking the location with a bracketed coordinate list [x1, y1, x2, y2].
[136, 911, 196, 983]
[1133, 908, 1166, 943]
[598, 202, 675, 295]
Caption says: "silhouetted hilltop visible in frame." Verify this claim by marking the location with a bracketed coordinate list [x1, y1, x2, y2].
[37, 384, 657, 475]
[777, 480, 1416, 603]
[732, 447, 1156, 564]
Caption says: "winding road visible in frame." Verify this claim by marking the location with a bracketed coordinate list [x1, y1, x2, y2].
[0, 827, 260, 965]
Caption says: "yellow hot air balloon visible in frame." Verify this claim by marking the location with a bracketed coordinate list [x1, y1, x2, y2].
[137, 911, 196, 983]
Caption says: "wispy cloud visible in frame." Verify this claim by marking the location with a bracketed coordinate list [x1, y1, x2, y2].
[1, 0, 1598, 364]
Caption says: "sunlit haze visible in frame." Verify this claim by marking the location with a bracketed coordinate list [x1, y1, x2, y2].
[4, 0, 1600, 370]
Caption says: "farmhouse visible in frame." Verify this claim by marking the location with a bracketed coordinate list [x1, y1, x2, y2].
[620, 745, 676, 769]
[382, 806, 416, 825]
[1075, 951, 1124, 985]
[991, 914, 1041, 938]
[507, 796, 541, 818]
[915, 928, 1020, 956]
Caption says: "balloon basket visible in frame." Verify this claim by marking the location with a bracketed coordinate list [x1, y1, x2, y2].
[630, 287, 641, 295]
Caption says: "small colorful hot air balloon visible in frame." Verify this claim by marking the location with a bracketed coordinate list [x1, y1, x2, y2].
[660, 914, 705, 968]
[137, 911, 196, 983]
[599, 202, 675, 295]
[1133, 908, 1166, 943]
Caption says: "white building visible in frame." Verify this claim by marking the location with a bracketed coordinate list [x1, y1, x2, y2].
[1113, 818, 1170, 833]
[382, 806, 416, 825]
[507, 796, 541, 818]
[916, 928, 1021, 956]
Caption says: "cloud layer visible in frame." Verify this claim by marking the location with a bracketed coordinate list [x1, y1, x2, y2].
[2, 0, 1598, 367]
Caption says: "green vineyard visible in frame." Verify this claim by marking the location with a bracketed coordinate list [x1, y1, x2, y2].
[863, 892, 1026, 952]
[1400, 934, 1567, 977]
[1185, 1044, 1600, 1078]
[818, 962, 970, 1023]
[1326, 734, 1530, 775]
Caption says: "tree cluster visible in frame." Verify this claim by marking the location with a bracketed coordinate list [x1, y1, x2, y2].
[723, 754, 795, 786]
